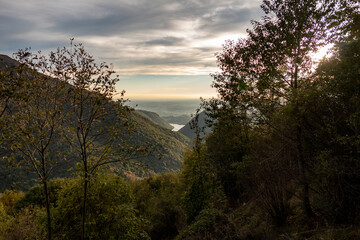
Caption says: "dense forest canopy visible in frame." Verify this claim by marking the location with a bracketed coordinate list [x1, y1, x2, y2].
[0, 0, 359, 239]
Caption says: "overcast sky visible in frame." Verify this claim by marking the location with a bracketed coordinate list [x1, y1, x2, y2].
[0, 0, 263, 99]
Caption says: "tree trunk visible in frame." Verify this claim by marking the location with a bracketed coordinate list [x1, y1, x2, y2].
[43, 180, 52, 240]
[294, 60, 314, 218]
[81, 172, 88, 240]
[297, 125, 314, 217]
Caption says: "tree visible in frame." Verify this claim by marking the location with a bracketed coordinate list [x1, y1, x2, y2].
[52, 40, 141, 240]
[1, 50, 71, 240]
[131, 173, 185, 240]
[53, 173, 150, 240]
[1, 41, 144, 239]
[306, 25, 360, 223]
[205, 109, 250, 203]
[181, 143, 225, 224]
[208, 0, 358, 217]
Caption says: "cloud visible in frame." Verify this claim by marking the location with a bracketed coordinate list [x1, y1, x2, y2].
[0, 0, 263, 91]
[0, 15, 33, 35]
[142, 37, 185, 46]
[196, 6, 262, 35]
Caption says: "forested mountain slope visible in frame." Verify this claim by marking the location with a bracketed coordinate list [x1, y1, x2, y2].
[0, 54, 190, 191]
[135, 109, 174, 130]
[0, 54, 18, 68]
[0, 109, 190, 191]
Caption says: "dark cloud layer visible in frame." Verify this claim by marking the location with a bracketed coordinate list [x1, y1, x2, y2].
[198, 7, 259, 34]
[0, 15, 33, 35]
[0, 0, 263, 74]
[143, 37, 185, 46]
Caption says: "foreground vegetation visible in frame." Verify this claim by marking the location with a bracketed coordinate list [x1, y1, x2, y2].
[1, 0, 359, 239]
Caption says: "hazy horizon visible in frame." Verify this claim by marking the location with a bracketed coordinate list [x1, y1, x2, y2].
[126, 98, 202, 117]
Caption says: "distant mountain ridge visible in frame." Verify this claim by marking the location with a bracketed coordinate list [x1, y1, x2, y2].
[178, 111, 212, 140]
[0, 54, 18, 68]
[162, 114, 192, 125]
[135, 109, 174, 130]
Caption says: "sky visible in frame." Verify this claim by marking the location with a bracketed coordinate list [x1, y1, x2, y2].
[0, 0, 264, 100]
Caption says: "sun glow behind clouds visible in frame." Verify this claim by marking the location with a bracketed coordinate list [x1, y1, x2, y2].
[192, 34, 248, 48]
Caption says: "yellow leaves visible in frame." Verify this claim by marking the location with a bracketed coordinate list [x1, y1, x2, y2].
[0, 190, 24, 214]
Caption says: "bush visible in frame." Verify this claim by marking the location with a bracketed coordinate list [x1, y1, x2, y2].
[53, 173, 150, 240]
[0, 205, 45, 240]
[177, 208, 240, 240]
[131, 173, 185, 240]
[15, 178, 65, 210]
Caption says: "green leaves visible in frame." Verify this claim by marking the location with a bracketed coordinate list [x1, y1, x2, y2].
[53, 174, 150, 240]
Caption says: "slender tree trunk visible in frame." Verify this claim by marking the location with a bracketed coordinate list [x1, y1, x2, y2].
[81, 171, 88, 240]
[296, 126, 314, 217]
[294, 58, 314, 218]
[43, 180, 52, 240]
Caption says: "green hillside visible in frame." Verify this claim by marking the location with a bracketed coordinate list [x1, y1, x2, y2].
[0, 54, 190, 191]
[0, 110, 190, 191]
[130, 111, 190, 172]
